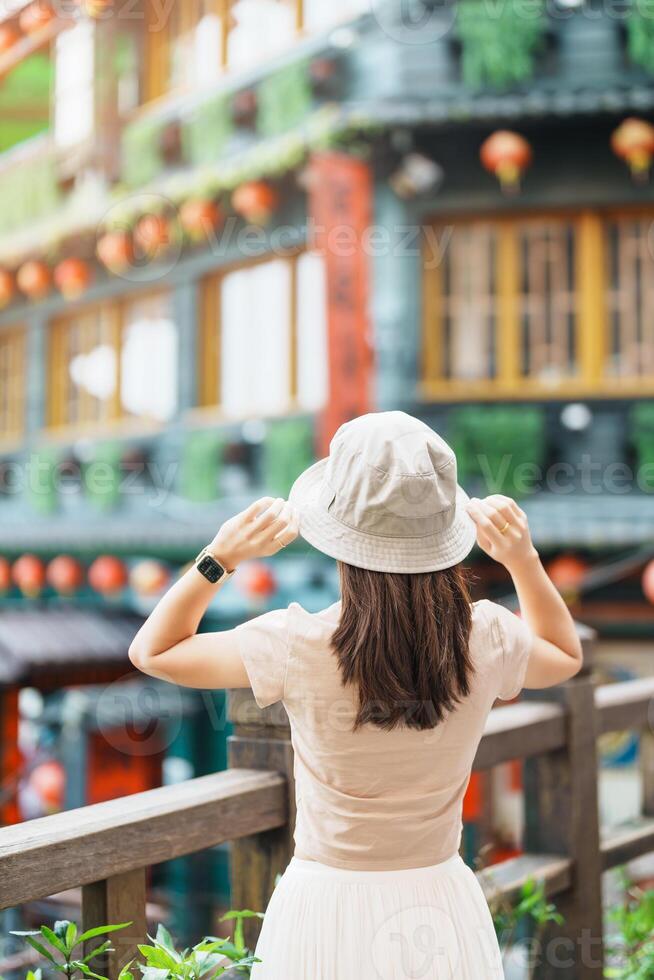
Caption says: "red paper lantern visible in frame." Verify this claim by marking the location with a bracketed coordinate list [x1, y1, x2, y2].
[0, 556, 11, 593]
[480, 130, 533, 192]
[12, 554, 46, 598]
[17, 260, 51, 300]
[546, 555, 588, 593]
[232, 181, 279, 225]
[19, 1, 55, 35]
[89, 555, 128, 595]
[0, 23, 20, 54]
[46, 554, 84, 596]
[179, 199, 223, 241]
[611, 117, 654, 181]
[133, 214, 171, 260]
[641, 560, 654, 604]
[0, 269, 15, 309]
[96, 230, 133, 273]
[54, 258, 92, 299]
[29, 760, 65, 813]
[130, 559, 170, 597]
[238, 561, 277, 599]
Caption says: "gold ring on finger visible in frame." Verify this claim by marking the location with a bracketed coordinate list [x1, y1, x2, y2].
[499, 521, 510, 535]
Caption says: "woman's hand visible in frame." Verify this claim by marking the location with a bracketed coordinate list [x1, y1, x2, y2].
[210, 496, 299, 572]
[466, 494, 538, 572]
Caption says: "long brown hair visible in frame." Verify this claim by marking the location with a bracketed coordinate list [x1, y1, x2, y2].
[332, 562, 474, 732]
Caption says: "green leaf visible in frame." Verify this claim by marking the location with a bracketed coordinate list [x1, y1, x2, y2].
[154, 924, 176, 954]
[70, 961, 110, 980]
[22, 935, 59, 965]
[75, 922, 133, 947]
[81, 940, 113, 964]
[65, 922, 78, 950]
[117, 959, 135, 980]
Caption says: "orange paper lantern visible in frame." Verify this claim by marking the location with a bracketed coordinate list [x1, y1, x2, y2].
[480, 130, 533, 192]
[17, 260, 51, 300]
[179, 199, 223, 241]
[0, 556, 11, 593]
[0, 269, 15, 309]
[238, 561, 277, 599]
[12, 554, 46, 598]
[130, 559, 170, 596]
[546, 554, 588, 594]
[89, 555, 128, 595]
[46, 554, 84, 595]
[133, 214, 171, 260]
[29, 760, 65, 813]
[232, 181, 279, 225]
[97, 230, 133, 273]
[54, 258, 92, 299]
[611, 117, 654, 180]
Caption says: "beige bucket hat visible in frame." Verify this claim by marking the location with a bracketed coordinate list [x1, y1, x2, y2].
[289, 411, 477, 574]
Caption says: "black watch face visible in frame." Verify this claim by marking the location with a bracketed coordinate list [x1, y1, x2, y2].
[197, 555, 225, 584]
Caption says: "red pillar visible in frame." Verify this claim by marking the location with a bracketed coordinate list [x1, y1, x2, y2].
[0, 686, 21, 825]
[307, 152, 375, 456]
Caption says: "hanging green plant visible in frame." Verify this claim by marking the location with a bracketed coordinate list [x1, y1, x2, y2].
[455, 0, 546, 90]
[257, 60, 313, 138]
[121, 116, 168, 189]
[182, 93, 234, 168]
[449, 405, 545, 497]
[626, 0, 654, 75]
[263, 417, 315, 497]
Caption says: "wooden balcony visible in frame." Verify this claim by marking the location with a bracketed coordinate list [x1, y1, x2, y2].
[1, 638, 653, 978]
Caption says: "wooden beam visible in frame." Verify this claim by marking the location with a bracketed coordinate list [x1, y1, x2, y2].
[474, 701, 566, 770]
[577, 211, 607, 386]
[476, 853, 572, 906]
[82, 869, 147, 977]
[0, 769, 286, 909]
[595, 676, 654, 734]
[601, 817, 654, 871]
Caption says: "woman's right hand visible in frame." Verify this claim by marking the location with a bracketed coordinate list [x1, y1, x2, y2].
[210, 496, 299, 572]
[466, 494, 538, 572]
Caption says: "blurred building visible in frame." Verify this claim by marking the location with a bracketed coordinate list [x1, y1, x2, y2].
[0, 0, 653, 875]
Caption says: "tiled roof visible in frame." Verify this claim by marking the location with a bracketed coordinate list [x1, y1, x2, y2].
[0, 607, 143, 685]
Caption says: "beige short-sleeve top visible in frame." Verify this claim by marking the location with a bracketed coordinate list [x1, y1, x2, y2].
[234, 598, 533, 871]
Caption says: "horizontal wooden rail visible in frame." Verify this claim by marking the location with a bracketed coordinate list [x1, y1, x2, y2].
[477, 853, 572, 905]
[595, 676, 654, 734]
[0, 769, 286, 910]
[474, 701, 566, 770]
[601, 816, 654, 871]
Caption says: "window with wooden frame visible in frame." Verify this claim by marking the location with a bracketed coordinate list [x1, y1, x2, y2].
[0, 325, 25, 444]
[199, 251, 328, 418]
[48, 292, 178, 430]
[422, 214, 582, 397]
[605, 212, 654, 382]
[143, 0, 368, 101]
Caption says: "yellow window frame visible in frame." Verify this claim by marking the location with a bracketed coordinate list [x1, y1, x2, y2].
[0, 324, 26, 447]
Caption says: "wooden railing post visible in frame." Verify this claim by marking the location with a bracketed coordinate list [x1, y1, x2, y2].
[524, 630, 603, 980]
[227, 691, 294, 949]
[82, 869, 147, 978]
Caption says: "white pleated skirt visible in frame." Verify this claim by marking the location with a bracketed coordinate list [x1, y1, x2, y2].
[250, 852, 505, 979]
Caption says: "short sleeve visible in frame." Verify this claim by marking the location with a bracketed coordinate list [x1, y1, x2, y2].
[491, 603, 535, 701]
[233, 607, 290, 709]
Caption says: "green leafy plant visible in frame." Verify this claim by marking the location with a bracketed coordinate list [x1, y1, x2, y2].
[257, 61, 313, 138]
[4, 912, 263, 980]
[7, 918, 131, 979]
[480, 869, 564, 978]
[605, 873, 654, 978]
[626, 0, 654, 76]
[455, 0, 546, 89]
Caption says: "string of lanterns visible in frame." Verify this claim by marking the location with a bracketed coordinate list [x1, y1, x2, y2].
[0, 179, 280, 310]
[0, 553, 279, 600]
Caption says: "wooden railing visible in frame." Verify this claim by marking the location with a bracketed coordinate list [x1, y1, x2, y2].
[1, 642, 653, 979]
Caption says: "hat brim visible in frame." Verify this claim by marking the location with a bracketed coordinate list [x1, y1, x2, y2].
[289, 458, 478, 574]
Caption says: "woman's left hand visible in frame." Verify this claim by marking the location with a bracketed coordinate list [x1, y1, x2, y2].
[210, 496, 299, 572]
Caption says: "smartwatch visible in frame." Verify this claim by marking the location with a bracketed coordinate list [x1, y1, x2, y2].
[194, 546, 235, 584]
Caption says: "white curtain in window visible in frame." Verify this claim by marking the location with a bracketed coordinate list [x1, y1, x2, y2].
[303, 0, 369, 31]
[227, 0, 295, 70]
[221, 261, 291, 417]
[54, 22, 95, 148]
[296, 251, 328, 411]
[121, 296, 178, 422]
